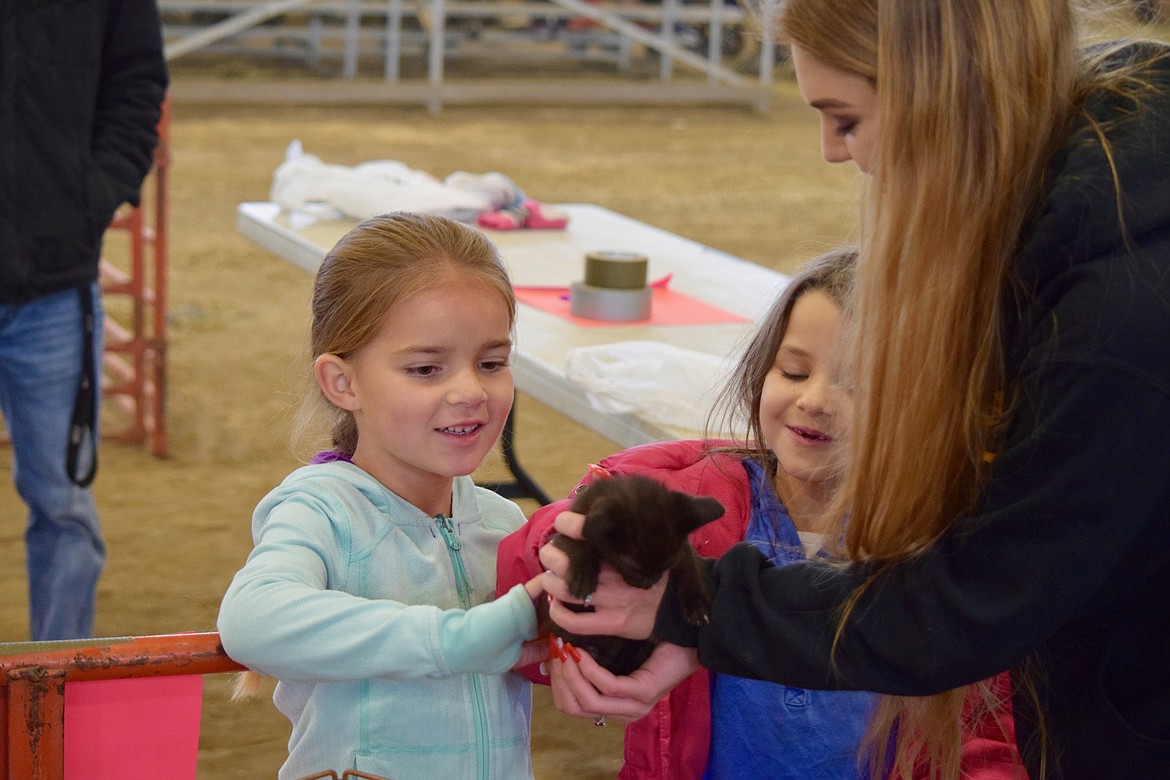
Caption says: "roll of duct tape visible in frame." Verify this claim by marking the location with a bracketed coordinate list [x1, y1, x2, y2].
[584, 251, 649, 290]
[570, 281, 652, 322]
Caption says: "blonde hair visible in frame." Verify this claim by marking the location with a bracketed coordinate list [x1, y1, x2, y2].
[297, 211, 515, 459]
[775, 0, 1163, 776]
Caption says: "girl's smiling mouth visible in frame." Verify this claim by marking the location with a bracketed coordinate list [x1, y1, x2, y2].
[439, 424, 484, 436]
[789, 425, 832, 444]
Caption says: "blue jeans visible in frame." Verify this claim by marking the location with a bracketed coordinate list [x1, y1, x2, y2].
[0, 283, 106, 640]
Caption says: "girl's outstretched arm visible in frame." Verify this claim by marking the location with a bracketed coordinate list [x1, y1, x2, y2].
[218, 500, 539, 681]
[511, 574, 550, 670]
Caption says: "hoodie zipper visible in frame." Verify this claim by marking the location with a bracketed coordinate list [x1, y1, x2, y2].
[435, 514, 491, 780]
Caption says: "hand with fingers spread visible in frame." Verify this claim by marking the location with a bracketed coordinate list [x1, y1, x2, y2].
[538, 510, 666, 641]
[547, 639, 699, 724]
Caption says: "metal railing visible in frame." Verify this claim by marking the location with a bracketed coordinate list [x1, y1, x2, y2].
[0, 632, 245, 779]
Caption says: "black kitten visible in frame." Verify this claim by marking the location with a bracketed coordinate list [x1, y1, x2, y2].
[545, 475, 724, 675]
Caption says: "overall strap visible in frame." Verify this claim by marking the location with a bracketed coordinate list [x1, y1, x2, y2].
[66, 283, 97, 488]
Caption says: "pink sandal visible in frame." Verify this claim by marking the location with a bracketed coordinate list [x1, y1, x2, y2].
[477, 205, 529, 230]
[522, 199, 569, 230]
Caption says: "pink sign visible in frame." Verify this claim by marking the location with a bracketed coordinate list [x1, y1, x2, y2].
[514, 286, 748, 327]
[64, 675, 204, 779]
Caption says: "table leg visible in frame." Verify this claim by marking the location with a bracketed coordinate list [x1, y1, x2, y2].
[484, 401, 553, 505]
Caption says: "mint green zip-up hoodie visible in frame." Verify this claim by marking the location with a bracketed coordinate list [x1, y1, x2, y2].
[218, 461, 536, 780]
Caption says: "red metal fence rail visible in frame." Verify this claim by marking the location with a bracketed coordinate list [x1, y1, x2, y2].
[0, 632, 244, 780]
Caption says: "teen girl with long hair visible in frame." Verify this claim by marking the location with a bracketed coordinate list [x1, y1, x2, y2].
[539, 2, 1170, 777]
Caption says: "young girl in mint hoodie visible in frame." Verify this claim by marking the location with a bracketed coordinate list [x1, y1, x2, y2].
[219, 212, 543, 780]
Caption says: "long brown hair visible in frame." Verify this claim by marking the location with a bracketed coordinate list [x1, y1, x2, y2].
[774, 0, 1157, 776]
[296, 212, 515, 458]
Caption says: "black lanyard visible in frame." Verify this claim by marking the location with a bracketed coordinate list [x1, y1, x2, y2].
[66, 283, 97, 488]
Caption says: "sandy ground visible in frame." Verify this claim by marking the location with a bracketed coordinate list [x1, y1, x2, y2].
[4, 39, 864, 778]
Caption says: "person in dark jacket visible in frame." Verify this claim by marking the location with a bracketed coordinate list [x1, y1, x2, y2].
[538, 1, 1170, 777]
[0, 0, 168, 640]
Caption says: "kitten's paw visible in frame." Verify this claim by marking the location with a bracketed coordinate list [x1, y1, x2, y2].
[682, 599, 712, 626]
[566, 571, 600, 601]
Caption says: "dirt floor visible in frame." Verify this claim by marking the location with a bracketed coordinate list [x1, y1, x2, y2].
[2, 42, 868, 778]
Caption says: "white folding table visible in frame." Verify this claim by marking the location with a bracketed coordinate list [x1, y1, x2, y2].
[237, 201, 789, 502]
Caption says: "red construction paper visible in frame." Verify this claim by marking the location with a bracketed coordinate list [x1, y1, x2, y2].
[64, 675, 203, 779]
[514, 286, 749, 327]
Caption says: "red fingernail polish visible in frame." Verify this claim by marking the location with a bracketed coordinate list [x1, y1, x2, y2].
[565, 643, 582, 663]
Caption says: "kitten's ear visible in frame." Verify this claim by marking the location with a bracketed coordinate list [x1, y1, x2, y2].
[675, 494, 725, 533]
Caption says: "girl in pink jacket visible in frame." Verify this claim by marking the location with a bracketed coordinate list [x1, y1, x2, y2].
[499, 246, 1023, 779]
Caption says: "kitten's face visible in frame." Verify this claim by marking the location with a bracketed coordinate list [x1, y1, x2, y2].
[573, 476, 723, 588]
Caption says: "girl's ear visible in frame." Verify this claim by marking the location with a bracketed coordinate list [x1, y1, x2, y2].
[315, 354, 359, 411]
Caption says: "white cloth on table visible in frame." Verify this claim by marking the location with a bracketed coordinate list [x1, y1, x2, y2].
[270, 140, 521, 222]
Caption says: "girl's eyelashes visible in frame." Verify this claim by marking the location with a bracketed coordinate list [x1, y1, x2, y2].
[834, 120, 858, 137]
[479, 358, 510, 372]
[401, 351, 510, 377]
[479, 348, 512, 372]
[775, 355, 809, 382]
